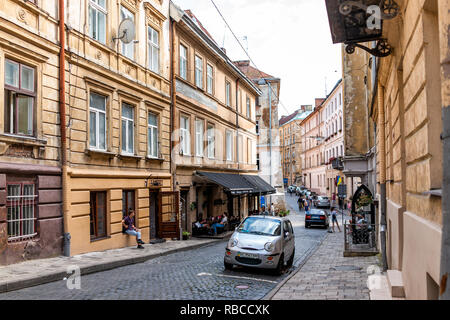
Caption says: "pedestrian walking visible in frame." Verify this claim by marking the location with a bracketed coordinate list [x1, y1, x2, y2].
[270, 203, 275, 216]
[330, 208, 341, 233]
[297, 196, 303, 211]
[304, 199, 310, 214]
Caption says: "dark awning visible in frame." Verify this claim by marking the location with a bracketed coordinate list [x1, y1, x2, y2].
[242, 175, 276, 195]
[195, 171, 254, 195]
[195, 171, 276, 196]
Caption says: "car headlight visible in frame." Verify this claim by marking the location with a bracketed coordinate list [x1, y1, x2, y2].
[264, 242, 274, 252]
[230, 239, 239, 247]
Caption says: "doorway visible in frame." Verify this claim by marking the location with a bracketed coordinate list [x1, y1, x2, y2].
[149, 190, 160, 241]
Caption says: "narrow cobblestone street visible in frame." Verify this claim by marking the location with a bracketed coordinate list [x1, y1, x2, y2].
[0, 193, 329, 300]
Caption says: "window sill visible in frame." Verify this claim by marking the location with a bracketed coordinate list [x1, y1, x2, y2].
[85, 149, 116, 159]
[0, 133, 47, 147]
[422, 189, 442, 198]
[117, 153, 144, 161]
[90, 236, 111, 243]
[145, 156, 164, 163]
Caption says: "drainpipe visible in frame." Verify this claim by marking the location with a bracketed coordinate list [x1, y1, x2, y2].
[268, 80, 272, 204]
[170, 18, 177, 193]
[235, 79, 240, 218]
[59, 0, 70, 257]
[378, 83, 388, 271]
[440, 105, 450, 299]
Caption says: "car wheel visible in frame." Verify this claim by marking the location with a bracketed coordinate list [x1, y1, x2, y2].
[224, 261, 233, 270]
[305, 223, 309, 229]
[287, 249, 295, 268]
[274, 254, 284, 276]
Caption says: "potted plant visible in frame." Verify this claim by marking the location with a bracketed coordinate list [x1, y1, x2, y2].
[190, 202, 197, 211]
[356, 193, 373, 211]
[182, 231, 191, 240]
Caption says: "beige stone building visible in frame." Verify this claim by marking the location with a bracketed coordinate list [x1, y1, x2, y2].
[327, 0, 449, 299]
[279, 105, 313, 187]
[63, 0, 175, 256]
[0, 0, 63, 265]
[170, 5, 270, 233]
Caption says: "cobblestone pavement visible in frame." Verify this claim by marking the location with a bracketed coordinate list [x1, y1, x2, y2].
[0, 193, 328, 300]
[271, 224, 381, 300]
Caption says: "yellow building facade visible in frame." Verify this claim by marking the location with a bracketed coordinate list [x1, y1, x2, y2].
[64, 0, 175, 255]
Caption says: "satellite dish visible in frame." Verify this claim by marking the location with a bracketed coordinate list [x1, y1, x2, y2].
[116, 18, 135, 44]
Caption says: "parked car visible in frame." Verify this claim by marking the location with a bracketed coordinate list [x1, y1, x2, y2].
[314, 196, 331, 209]
[305, 209, 329, 229]
[224, 216, 295, 275]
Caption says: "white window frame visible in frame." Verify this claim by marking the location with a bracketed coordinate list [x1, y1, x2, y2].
[89, 92, 107, 151]
[226, 130, 233, 161]
[195, 55, 203, 88]
[226, 81, 231, 107]
[89, 0, 107, 44]
[121, 103, 135, 155]
[180, 115, 190, 156]
[6, 183, 37, 241]
[148, 26, 160, 73]
[206, 64, 213, 95]
[195, 119, 204, 157]
[179, 44, 187, 80]
[148, 112, 159, 158]
[207, 124, 215, 159]
[120, 5, 135, 60]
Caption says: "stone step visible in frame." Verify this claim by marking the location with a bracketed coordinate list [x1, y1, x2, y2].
[387, 270, 406, 298]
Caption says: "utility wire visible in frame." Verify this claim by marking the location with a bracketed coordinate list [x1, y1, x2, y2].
[209, 0, 318, 136]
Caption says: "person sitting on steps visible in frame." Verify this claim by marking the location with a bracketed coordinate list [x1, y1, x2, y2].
[122, 209, 145, 249]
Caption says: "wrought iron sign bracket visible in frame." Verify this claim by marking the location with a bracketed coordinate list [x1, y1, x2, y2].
[345, 38, 392, 57]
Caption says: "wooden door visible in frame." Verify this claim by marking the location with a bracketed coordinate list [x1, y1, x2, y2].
[158, 191, 180, 239]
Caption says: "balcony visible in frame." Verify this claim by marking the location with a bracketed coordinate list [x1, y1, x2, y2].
[332, 157, 344, 170]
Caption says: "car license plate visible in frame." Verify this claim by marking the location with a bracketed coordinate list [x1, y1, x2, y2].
[237, 252, 258, 259]
[312, 216, 321, 220]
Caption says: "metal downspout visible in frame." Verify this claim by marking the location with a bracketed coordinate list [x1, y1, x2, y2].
[440, 105, 450, 299]
[268, 81, 272, 204]
[378, 83, 388, 271]
[59, 0, 70, 256]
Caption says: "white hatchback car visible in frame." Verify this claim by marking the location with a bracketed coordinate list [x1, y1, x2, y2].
[224, 216, 295, 275]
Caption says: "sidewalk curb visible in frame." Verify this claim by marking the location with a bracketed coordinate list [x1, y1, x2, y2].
[0, 239, 222, 294]
[261, 232, 329, 300]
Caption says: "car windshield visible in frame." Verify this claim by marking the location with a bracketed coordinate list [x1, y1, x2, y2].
[320, 197, 329, 200]
[238, 217, 281, 236]
[310, 210, 325, 215]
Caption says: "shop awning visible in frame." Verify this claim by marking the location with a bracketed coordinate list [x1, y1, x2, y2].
[195, 171, 254, 195]
[242, 175, 276, 195]
[195, 172, 276, 196]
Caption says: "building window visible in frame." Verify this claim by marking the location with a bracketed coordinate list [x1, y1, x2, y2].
[89, 0, 107, 44]
[121, 103, 134, 155]
[246, 96, 251, 118]
[195, 55, 203, 88]
[256, 153, 260, 170]
[238, 134, 243, 163]
[122, 190, 135, 218]
[6, 182, 37, 241]
[180, 115, 190, 155]
[89, 92, 107, 151]
[148, 112, 159, 158]
[120, 6, 135, 60]
[179, 44, 187, 80]
[90, 191, 107, 240]
[226, 130, 233, 161]
[4, 59, 35, 136]
[206, 64, 213, 95]
[225, 81, 231, 107]
[148, 26, 159, 73]
[195, 119, 204, 157]
[256, 120, 259, 135]
[207, 124, 215, 159]
[247, 138, 252, 164]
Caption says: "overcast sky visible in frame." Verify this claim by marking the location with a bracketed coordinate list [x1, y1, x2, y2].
[173, 0, 343, 118]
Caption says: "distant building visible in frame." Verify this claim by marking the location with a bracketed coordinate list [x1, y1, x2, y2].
[234, 60, 286, 211]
